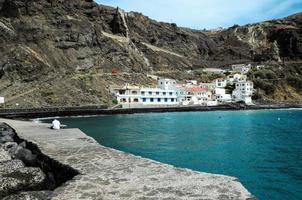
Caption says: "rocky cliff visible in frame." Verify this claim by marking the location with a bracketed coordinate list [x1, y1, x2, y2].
[0, 0, 301, 108]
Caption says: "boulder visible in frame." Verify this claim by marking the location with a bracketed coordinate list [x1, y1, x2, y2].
[0, 147, 11, 162]
[0, 135, 14, 143]
[0, 159, 25, 174]
[0, 130, 15, 137]
[2, 142, 18, 157]
[0, 167, 47, 198]
[14, 145, 37, 165]
[19, 141, 26, 148]
[0, 129, 15, 138]
[2, 191, 52, 200]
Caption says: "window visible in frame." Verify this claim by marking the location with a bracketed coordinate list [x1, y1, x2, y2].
[171, 98, 174, 102]
[148, 91, 152, 95]
[169, 92, 173, 96]
[141, 91, 145, 95]
[150, 98, 154, 102]
[158, 98, 161, 102]
[163, 92, 166, 95]
[133, 98, 139, 102]
[164, 98, 168, 102]
[156, 92, 160, 95]
[143, 98, 146, 102]
[161, 82, 163, 85]
[132, 91, 138, 95]
[119, 90, 126, 95]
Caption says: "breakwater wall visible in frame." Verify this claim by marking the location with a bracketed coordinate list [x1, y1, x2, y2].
[0, 104, 301, 119]
[0, 118, 256, 200]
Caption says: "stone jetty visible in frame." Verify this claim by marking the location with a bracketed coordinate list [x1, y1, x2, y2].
[0, 118, 256, 200]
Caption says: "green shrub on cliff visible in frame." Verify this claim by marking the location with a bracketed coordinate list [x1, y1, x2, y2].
[254, 79, 276, 95]
[112, 99, 118, 105]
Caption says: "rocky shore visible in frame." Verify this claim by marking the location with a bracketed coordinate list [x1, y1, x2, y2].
[0, 123, 78, 199]
[0, 118, 256, 200]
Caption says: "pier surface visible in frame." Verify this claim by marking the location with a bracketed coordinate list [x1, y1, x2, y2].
[1, 118, 255, 200]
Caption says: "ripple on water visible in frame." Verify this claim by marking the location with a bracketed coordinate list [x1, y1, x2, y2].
[40, 109, 302, 200]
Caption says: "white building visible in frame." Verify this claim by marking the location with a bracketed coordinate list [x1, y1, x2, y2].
[227, 74, 247, 84]
[140, 88, 179, 106]
[203, 68, 226, 74]
[0, 97, 4, 104]
[213, 78, 227, 88]
[113, 84, 141, 105]
[232, 81, 254, 104]
[200, 83, 216, 90]
[157, 78, 177, 90]
[214, 88, 232, 103]
[232, 64, 251, 74]
[112, 79, 180, 108]
[256, 65, 265, 70]
[181, 86, 213, 105]
[186, 80, 198, 85]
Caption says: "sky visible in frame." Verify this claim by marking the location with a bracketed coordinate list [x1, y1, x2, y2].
[96, 0, 302, 29]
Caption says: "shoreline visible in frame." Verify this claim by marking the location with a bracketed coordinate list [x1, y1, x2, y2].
[0, 103, 302, 119]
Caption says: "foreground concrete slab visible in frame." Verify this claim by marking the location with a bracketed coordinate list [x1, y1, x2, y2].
[1, 118, 256, 200]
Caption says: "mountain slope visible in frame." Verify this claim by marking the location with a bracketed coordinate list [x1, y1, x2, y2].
[0, 0, 301, 108]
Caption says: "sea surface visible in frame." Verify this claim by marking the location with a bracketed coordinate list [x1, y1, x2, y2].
[40, 109, 302, 200]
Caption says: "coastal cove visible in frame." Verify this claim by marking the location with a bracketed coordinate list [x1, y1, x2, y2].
[40, 109, 302, 200]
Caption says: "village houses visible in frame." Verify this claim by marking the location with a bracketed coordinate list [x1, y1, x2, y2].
[111, 64, 255, 108]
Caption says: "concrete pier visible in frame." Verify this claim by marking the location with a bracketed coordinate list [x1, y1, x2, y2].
[1, 118, 256, 200]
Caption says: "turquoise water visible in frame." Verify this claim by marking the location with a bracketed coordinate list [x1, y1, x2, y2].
[40, 109, 302, 200]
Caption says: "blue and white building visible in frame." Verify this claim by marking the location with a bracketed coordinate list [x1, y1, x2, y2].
[112, 79, 180, 108]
